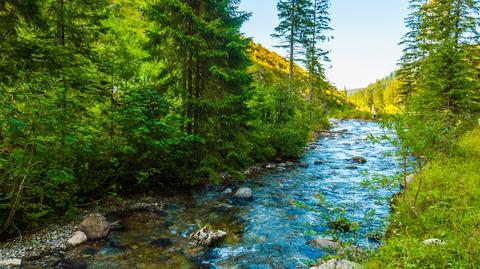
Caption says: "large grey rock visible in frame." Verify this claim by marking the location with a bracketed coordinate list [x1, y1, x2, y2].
[307, 238, 340, 251]
[67, 231, 87, 247]
[235, 187, 253, 200]
[400, 174, 415, 189]
[310, 259, 361, 269]
[0, 258, 22, 268]
[79, 213, 110, 240]
[189, 226, 227, 247]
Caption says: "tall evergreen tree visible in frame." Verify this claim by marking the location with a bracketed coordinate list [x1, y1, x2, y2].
[272, 0, 312, 91]
[399, 0, 479, 117]
[304, 0, 332, 101]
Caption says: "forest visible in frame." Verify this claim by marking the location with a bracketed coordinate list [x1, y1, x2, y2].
[0, 0, 479, 268]
[0, 0, 342, 236]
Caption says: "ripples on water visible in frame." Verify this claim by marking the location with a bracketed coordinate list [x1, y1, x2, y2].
[84, 120, 404, 269]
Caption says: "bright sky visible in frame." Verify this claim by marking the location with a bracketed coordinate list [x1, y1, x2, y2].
[238, 0, 409, 89]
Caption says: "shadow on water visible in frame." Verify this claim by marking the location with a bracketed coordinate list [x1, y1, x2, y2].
[79, 120, 404, 269]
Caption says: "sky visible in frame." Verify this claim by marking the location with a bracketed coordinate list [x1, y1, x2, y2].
[238, 0, 410, 89]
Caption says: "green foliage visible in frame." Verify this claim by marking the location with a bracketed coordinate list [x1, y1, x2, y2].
[348, 73, 401, 115]
[367, 128, 480, 268]
[0, 0, 342, 235]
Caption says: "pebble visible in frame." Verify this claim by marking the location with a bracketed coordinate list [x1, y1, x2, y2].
[0, 222, 77, 260]
[0, 258, 22, 267]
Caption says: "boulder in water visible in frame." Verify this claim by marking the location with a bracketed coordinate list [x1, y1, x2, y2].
[79, 213, 110, 240]
[307, 238, 340, 251]
[189, 226, 227, 247]
[235, 187, 253, 200]
[299, 162, 309, 168]
[67, 231, 87, 247]
[350, 156, 367, 164]
[314, 159, 323, 165]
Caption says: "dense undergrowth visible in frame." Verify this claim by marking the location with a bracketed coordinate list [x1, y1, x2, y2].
[0, 1, 346, 236]
[367, 127, 480, 268]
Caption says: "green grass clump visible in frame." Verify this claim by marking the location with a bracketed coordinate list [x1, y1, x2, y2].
[367, 127, 480, 268]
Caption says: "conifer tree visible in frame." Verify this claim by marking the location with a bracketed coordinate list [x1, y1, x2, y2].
[272, 0, 312, 91]
[304, 0, 332, 101]
[399, 0, 479, 118]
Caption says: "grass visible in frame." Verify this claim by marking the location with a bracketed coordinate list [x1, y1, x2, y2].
[366, 127, 480, 268]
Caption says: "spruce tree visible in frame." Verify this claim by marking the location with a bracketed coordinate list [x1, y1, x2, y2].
[272, 0, 312, 91]
[304, 0, 332, 101]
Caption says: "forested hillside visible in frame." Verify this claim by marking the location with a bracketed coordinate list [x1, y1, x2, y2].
[0, 0, 341, 235]
[348, 73, 401, 114]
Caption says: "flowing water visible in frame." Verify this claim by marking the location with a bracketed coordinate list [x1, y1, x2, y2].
[77, 120, 403, 269]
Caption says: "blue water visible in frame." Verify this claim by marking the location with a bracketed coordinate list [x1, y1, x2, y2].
[81, 120, 403, 269]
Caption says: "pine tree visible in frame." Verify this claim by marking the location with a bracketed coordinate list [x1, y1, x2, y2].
[399, 0, 479, 118]
[272, 0, 312, 91]
[304, 0, 332, 101]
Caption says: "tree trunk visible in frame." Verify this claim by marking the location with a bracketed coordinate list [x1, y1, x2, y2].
[56, 0, 64, 46]
[288, 0, 296, 92]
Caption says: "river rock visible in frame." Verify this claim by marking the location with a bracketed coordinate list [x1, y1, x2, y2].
[328, 219, 351, 232]
[266, 163, 276, 169]
[79, 213, 110, 240]
[0, 258, 22, 268]
[319, 132, 333, 137]
[222, 188, 233, 194]
[109, 220, 126, 231]
[307, 238, 340, 251]
[310, 259, 361, 269]
[400, 174, 415, 189]
[350, 156, 367, 163]
[151, 238, 173, 248]
[54, 258, 87, 269]
[345, 165, 358, 169]
[422, 238, 444, 245]
[189, 226, 227, 247]
[299, 162, 309, 168]
[67, 231, 87, 247]
[244, 166, 261, 175]
[314, 159, 323, 165]
[235, 187, 253, 200]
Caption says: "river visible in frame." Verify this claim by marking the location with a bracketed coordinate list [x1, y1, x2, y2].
[77, 119, 403, 269]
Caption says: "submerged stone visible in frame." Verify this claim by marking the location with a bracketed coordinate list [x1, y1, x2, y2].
[151, 238, 173, 248]
[307, 238, 340, 251]
[54, 258, 87, 269]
